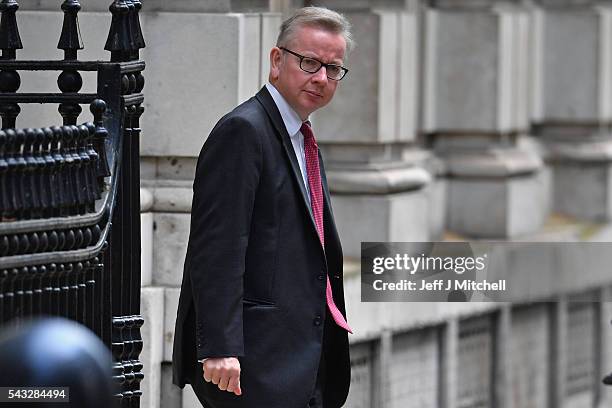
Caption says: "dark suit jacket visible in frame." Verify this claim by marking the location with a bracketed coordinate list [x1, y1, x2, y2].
[172, 86, 351, 408]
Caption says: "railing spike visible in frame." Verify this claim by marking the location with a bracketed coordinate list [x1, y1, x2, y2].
[131, 0, 145, 50]
[0, 1, 22, 129]
[0, 0, 22, 59]
[57, 0, 83, 60]
[104, 0, 131, 62]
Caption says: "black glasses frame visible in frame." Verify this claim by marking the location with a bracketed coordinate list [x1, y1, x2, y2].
[279, 47, 349, 81]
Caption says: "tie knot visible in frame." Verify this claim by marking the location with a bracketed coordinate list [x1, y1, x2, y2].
[300, 121, 315, 142]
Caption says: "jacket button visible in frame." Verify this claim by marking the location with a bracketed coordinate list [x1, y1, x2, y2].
[334, 274, 341, 279]
[318, 274, 325, 281]
[313, 315, 322, 326]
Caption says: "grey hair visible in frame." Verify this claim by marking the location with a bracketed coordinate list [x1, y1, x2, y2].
[276, 6, 354, 55]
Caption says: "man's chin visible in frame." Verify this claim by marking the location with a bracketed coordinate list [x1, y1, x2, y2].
[299, 100, 327, 116]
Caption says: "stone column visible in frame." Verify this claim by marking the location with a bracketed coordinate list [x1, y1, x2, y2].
[551, 297, 569, 408]
[493, 305, 513, 408]
[531, 0, 612, 221]
[423, 0, 549, 238]
[600, 286, 612, 407]
[313, 0, 435, 258]
[440, 318, 458, 408]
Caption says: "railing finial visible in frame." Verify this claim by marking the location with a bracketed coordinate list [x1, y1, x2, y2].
[0, 0, 23, 59]
[57, 0, 84, 61]
[104, 0, 130, 62]
[0, 0, 22, 128]
[131, 0, 145, 50]
[90, 99, 106, 126]
[104, 0, 144, 62]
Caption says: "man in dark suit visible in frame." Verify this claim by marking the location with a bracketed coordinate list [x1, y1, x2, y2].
[172, 7, 354, 408]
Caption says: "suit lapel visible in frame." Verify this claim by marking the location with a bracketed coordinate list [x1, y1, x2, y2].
[255, 87, 317, 229]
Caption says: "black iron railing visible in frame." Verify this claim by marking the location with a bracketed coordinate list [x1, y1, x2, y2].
[0, 0, 145, 406]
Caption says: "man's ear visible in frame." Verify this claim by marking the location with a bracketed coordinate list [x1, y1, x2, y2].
[269, 47, 282, 81]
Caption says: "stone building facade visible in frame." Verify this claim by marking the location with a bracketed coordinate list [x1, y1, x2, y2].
[11, 0, 612, 407]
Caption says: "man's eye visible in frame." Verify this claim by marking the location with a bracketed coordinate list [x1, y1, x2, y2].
[302, 58, 320, 70]
[327, 66, 341, 76]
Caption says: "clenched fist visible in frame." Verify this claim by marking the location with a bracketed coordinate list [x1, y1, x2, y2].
[202, 357, 242, 396]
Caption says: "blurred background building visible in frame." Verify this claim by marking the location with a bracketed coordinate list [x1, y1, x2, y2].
[9, 0, 612, 407]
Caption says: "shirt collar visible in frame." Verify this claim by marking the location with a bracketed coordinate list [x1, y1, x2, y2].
[265, 83, 305, 138]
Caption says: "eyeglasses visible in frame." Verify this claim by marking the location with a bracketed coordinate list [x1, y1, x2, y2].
[279, 47, 349, 81]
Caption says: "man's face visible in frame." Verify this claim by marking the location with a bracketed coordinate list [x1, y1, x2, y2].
[270, 26, 347, 120]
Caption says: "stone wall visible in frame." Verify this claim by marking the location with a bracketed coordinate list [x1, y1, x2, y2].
[11, 0, 612, 406]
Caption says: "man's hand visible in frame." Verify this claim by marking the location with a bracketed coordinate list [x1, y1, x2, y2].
[202, 357, 242, 396]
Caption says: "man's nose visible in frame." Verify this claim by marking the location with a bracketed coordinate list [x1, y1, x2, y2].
[311, 66, 328, 83]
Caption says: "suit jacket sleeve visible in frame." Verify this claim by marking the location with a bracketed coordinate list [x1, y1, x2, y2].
[187, 115, 262, 360]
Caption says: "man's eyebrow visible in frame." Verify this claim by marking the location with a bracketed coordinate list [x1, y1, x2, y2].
[303, 53, 344, 65]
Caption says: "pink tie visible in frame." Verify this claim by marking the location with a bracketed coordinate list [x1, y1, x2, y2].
[301, 121, 353, 334]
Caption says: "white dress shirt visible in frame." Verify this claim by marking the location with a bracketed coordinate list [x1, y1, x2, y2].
[265, 83, 311, 202]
